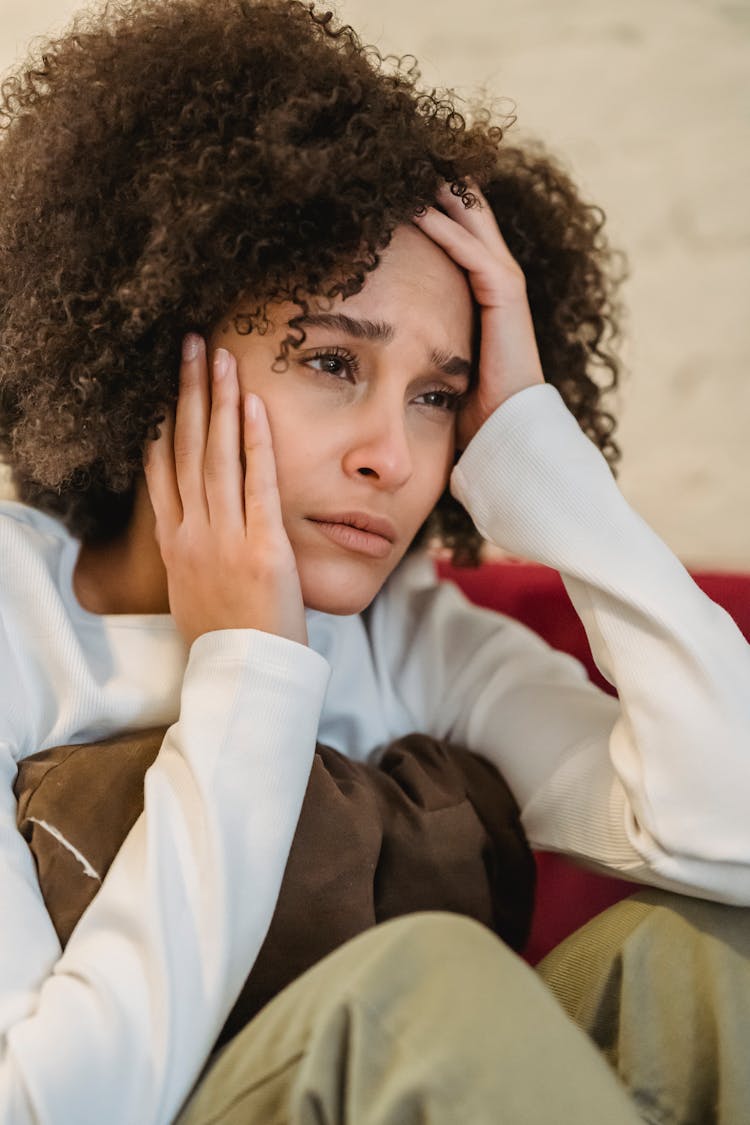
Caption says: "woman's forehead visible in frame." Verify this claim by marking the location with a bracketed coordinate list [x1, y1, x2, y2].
[376, 223, 470, 292]
[246, 224, 473, 343]
[309, 225, 472, 330]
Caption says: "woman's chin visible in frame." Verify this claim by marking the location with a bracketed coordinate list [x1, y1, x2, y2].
[302, 586, 379, 617]
[298, 560, 391, 617]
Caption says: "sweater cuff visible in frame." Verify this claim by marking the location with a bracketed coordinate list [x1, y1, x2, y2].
[179, 628, 331, 778]
[187, 626, 328, 677]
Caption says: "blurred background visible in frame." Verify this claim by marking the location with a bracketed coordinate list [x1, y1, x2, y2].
[1, 0, 748, 568]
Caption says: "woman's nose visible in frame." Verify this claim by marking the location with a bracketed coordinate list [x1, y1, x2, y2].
[340, 403, 414, 490]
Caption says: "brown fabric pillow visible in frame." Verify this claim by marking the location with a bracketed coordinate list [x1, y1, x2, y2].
[14, 727, 535, 1050]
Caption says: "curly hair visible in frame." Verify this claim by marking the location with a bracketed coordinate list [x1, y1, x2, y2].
[0, 0, 627, 566]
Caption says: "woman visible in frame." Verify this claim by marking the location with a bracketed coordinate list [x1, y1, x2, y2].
[0, 1, 748, 1123]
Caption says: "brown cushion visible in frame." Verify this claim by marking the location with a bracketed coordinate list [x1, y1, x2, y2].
[15, 727, 535, 1050]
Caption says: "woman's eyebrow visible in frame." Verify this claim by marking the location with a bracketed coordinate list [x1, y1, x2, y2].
[292, 312, 472, 382]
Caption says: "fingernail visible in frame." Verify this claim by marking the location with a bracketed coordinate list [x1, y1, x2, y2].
[182, 333, 201, 360]
[214, 348, 229, 379]
[245, 392, 258, 422]
[413, 204, 427, 218]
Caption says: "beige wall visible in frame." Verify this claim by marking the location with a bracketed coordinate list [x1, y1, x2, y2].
[2, 0, 748, 569]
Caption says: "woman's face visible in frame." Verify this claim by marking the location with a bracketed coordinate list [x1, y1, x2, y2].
[207, 223, 474, 615]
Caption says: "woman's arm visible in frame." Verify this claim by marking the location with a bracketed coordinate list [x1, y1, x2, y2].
[0, 612, 63, 1032]
[0, 613, 330, 1123]
[374, 383, 750, 904]
[454, 382, 750, 899]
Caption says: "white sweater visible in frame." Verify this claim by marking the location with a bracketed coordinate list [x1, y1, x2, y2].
[1, 383, 748, 1124]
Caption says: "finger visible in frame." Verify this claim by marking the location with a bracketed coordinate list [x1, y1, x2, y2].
[242, 393, 287, 540]
[413, 203, 526, 301]
[203, 348, 245, 533]
[436, 178, 489, 228]
[436, 180, 513, 262]
[173, 333, 210, 520]
[424, 180, 518, 271]
[143, 406, 182, 535]
[411, 204, 500, 273]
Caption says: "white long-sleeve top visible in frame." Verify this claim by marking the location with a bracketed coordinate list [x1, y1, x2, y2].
[1, 383, 748, 1124]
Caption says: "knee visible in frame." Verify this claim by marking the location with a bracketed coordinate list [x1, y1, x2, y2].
[379, 907, 501, 948]
[540, 889, 750, 1023]
[624, 889, 750, 964]
[361, 910, 518, 987]
[328, 911, 567, 1063]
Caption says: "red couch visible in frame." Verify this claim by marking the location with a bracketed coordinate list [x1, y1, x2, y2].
[436, 557, 750, 964]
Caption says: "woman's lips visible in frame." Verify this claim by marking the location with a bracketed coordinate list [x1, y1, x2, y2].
[308, 519, 393, 558]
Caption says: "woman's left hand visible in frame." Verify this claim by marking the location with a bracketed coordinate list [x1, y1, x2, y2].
[412, 179, 546, 453]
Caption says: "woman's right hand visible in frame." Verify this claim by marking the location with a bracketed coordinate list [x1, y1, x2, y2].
[142, 334, 308, 649]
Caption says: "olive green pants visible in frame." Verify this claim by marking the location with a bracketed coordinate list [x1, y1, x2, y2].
[174, 890, 750, 1125]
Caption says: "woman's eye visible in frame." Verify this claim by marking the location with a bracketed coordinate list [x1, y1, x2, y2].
[303, 349, 465, 415]
[417, 389, 466, 414]
[305, 348, 359, 380]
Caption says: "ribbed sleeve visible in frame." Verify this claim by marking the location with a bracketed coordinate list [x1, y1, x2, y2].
[447, 383, 750, 902]
[1, 627, 330, 1125]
